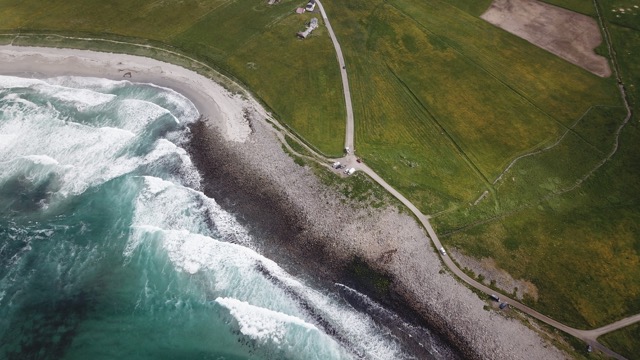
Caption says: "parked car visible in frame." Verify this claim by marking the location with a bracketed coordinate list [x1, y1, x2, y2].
[439, 247, 446, 256]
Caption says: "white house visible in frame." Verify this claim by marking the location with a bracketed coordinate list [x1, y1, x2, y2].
[297, 18, 319, 39]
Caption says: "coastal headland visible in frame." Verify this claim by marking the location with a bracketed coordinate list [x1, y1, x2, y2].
[0, 46, 569, 359]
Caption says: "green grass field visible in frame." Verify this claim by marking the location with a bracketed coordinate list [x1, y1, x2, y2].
[322, 0, 639, 350]
[600, 322, 640, 360]
[435, 0, 640, 341]
[1, 0, 639, 355]
[541, 0, 598, 15]
[322, 0, 620, 215]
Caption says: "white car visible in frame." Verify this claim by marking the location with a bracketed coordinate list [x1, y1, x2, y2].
[439, 247, 447, 256]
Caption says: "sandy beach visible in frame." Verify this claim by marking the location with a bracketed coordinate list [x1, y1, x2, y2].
[0, 45, 570, 359]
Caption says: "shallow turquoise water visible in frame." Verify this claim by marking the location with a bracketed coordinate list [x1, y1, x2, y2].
[0, 76, 450, 360]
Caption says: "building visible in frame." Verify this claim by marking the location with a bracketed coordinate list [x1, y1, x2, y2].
[305, 0, 316, 12]
[297, 18, 319, 39]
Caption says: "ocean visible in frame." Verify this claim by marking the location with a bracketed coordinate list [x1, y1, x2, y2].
[0, 75, 454, 360]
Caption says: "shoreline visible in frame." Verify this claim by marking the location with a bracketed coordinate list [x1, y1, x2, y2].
[0, 45, 569, 359]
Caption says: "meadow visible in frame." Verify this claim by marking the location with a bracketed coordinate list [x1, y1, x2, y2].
[1, 0, 639, 356]
[435, 0, 640, 349]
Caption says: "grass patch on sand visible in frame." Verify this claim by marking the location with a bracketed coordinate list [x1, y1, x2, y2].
[345, 257, 392, 300]
[0, 0, 345, 156]
[312, 163, 401, 210]
[600, 322, 640, 360]
[284, 135, 314, 158]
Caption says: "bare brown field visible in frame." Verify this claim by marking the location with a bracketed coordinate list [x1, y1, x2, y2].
[481, 0, 611, 77]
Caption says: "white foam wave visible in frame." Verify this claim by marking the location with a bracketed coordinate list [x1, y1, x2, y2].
[245, 257, 408, 359]
[21, 155, 59, 166]
[43, 77, 199, 125]
[0, 155, 62, 181]
[0, 134, 18, 152]
[133, 176, 249, 243]
[285, 285, 407, 360]
[37, 85, 116, 111]
[127, 224, 408, 360]
[216, 297, 318, 341]
[142, 175, 173, 195]
[44, 76, 128, 92]
[0, 75, 46, 88]
[0, 94, 39, 110]
[126, 226, 301, 316]
[145, 83, 199, 124]
[0, 106, 196, 199]
[215, 297, 348, 359]
[110, 98, 179, 133]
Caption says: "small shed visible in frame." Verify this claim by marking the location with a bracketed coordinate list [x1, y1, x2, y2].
[295, 7, 305, 14]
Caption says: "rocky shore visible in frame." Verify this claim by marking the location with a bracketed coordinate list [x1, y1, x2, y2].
[0, 45, 570, 360]
[186, 113, 569, 360]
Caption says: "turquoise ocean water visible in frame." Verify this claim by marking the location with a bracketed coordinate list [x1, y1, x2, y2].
[0, 75, 452, 360]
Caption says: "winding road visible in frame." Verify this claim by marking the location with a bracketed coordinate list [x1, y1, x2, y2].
[315, 1, 637, 359]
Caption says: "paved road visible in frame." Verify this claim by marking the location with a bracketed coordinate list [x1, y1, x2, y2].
[314, 1, 639, 359]
[315, 0, 354, 152]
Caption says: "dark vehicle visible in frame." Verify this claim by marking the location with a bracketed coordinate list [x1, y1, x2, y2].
[499, 302, 508, 310]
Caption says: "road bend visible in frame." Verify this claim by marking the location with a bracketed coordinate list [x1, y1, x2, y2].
[315, 2, 634, 358]
[354, 163, 628, 359]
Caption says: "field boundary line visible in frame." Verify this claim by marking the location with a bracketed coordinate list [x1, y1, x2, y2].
[385, 65, 497, 205]
[492, 104, 622, 185]
[388, 1, 611, 158]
